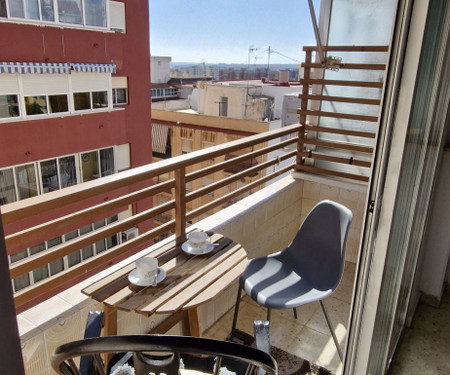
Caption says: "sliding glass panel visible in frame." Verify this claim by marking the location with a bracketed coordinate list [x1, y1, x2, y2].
[47, 237, 63, 276]
[48, 237, 63, 276]
[8, 0, 25, 18]
[85, 0, 106, 27]
[10, 249, 28, 263]
[48, 94, 68, 113]
[0, 0, 6, 17]
[94, 220, 106, 252]
[15, 164, 38, 200]
[40, 0, 55, 21]
[80, 225, 93, 260]
[92, 91, 108, 109]
[58, 0, 82, 24]
[13, 274, 30, 291]
[0, 95, 19, 118]
[40, 159, 60, 193]
[65, 230, 81, 267]
[24, 0, 39, 19]
[25, 96, 48, 115]
[30, 243, 49, 282]
[106, 215, 119, 249]
[100, 147, 114, 176]
[74, 92, 91, 110]
[113, 88, 127, 105]
[0, 168, 16, 205]
[81, 151, 99, 181]
[59, 156, 77, 188]
[10, 250, 30, 291]
[367, 0, 450, 371]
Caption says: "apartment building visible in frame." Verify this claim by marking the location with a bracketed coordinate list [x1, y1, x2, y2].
[0, 0, 152, 299]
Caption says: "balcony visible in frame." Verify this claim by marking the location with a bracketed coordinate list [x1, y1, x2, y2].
[2, 43, 391, 374]
[1, 118, 370, 375]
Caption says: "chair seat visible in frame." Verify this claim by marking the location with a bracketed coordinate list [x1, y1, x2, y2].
[240, 255, 333, 309]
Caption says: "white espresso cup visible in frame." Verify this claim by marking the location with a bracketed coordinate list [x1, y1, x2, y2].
[187, 231, 209, 250]
[136, 256, 158, 281]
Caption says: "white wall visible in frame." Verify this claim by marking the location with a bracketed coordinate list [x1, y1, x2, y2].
[260, 85, 302, 120]
[151, 56, 171, 84]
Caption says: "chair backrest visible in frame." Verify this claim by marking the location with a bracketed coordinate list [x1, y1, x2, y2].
[51, 335, 278, 375]
[80, 311, 104, 375]
[282, 200, 353, 292]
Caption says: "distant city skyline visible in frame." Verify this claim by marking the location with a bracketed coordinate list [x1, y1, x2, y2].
[149, 0, 321, 65]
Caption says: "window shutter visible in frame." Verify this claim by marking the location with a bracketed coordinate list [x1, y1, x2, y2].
[71, 72, 109, 92]
[112, 76, 128, 89]
[22, 75, 69, 95]
[0, 75, 20, 94]
[110, 1, 126, 33]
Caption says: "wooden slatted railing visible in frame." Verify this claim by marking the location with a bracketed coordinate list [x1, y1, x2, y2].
[295, 45, 389, 182]
[1, 124, 301, 313]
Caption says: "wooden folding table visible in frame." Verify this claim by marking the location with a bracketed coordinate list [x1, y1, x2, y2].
[82, 232, 247, 337]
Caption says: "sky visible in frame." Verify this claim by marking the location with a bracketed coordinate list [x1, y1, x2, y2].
[149, 0, 321, 65]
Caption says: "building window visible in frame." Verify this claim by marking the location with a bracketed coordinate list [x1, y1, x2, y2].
[0, 168, 16, 205]
[74, 91, 108, 111]
[10, 214, 120, 292]
[81, 151, 99, 181]
[41, 0, 55, 21]
[58, 0, 83, 25]
[48, 94, 69, 113]
[92, 90, 108, 108]
[59, 155, 77, 188]
[1, 69, 116, 122]
[112, 88, 127, 105]
[24, 94, 69, 116]
[81, 147, 115, 182]
[2, 0, 111, 30]
[40, 159, 60, 193]
[73, 92, 91, 111]
[100, 147, 114, 176]
[0, 94, 20, 118]
[25, 95, 48, 115]
[219, 96, 228, 117]
[0, 147, 115, 205]
[15, 163, 38, 200]
[85, 0, 106, 27]
[0, 0, 7, 18]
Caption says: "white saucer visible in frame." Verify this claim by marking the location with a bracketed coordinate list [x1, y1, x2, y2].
[181, 241, 215, 255]
[128, 267, 166, 286]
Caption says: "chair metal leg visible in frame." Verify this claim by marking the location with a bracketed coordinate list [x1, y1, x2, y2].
[230, 285, 242, 341]
[293, 308, 298, 319]
[320, 300, 343, 361]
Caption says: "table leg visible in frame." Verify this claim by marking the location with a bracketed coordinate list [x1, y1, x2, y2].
[104, 305, 118, 336]
[102, 305, 117, 368]
[187, 307, 201, 337]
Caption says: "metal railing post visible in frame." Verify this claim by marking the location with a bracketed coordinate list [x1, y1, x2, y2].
[296, 50, 311, 170]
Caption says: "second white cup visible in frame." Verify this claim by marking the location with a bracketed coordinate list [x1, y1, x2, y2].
[187, 231, 209, 250]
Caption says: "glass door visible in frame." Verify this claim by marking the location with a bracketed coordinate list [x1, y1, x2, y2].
[346, 0, 450, 373]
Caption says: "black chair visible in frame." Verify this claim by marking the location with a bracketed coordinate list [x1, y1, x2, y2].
[51, 334, 277, 375]
[80, 311, 104, 375]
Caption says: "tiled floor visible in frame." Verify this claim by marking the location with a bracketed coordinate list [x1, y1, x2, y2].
[204, 262, 356, 374]
[389, 288, 450, 375]
[204, 259, 450, 375]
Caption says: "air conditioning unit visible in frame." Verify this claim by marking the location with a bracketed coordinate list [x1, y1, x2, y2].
[122, 227, 139, 242]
